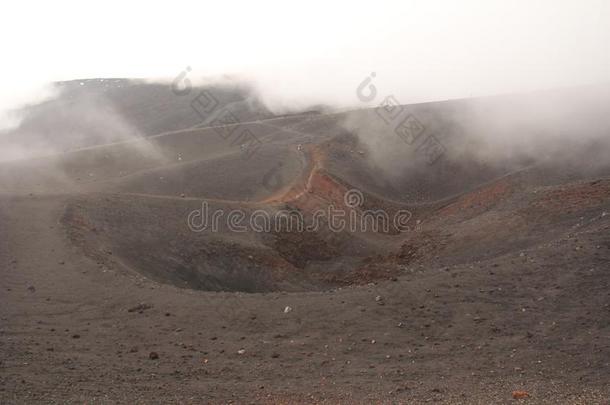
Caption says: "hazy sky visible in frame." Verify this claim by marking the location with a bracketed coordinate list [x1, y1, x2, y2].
[1, 0, 609, 120]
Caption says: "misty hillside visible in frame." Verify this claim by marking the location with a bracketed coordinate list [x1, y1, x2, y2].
[0, 78, 274, 156]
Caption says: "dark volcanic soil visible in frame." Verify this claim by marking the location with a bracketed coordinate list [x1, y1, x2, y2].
[1, 88, 609, 403]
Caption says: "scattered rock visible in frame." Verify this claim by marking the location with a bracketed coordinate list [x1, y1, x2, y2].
[512, 390, 529, 399]
[149, 351, 159, 360]
[128, 303, 153, 313]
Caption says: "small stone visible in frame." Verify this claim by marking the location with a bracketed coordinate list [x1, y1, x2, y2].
[283, 306, 292, 314]
[237, 349, 246, 355]
[72, 334, 80, 339]
[512, 390, 529, 399]
[128, 303, 152, 313]
[149, 351, 159, 360]
[27, 286, 36, 293]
